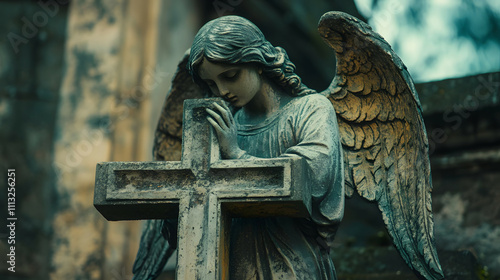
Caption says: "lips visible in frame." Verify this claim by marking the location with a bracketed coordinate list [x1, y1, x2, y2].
[224, 95, 238, 103]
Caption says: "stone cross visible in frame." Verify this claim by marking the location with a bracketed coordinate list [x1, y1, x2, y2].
[94, 98, 311, 280]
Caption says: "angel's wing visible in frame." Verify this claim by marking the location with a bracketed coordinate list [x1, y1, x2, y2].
[153, 50, 205, 162]
[318, 12, 444, 280]
[132, 220, 174, 279]
[132, 50, 204, 279]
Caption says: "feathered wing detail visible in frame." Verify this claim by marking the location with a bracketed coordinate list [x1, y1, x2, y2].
[318, 12, 444, 280]
[133, 50, 204, 279]
[153, 50, 205, 162]
[132, 220, 174, 279]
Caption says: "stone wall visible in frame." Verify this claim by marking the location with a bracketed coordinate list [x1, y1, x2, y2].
[0, 0, 198, 279]
[0, 1, 68, 278]
[50, 0, 167, 278]
[420, 72, 500, 278]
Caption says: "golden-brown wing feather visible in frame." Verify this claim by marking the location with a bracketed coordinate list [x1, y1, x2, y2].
[318, 11, 443, 280]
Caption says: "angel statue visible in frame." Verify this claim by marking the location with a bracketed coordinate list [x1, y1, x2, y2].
[132, 11, 444, 280]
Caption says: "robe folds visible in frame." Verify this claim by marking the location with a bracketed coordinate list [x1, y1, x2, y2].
[230, 93, 345, 280]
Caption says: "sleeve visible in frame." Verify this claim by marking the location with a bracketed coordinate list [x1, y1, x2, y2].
[280, 95, 345, 233]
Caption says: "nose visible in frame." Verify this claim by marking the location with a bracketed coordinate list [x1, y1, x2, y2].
[218, 83, 230, 98]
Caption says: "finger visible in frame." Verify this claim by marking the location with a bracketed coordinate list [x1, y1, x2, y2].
[211, 104, 231, 129]
[220, 102, 235, 125]
[221, 102, 231, 112]
[206, 108, 228, 130]
[213, 103, 233, 127]
[207, 116, 223, 134]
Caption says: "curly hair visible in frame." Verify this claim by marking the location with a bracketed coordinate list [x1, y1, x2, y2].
[187, 15, 315, 96]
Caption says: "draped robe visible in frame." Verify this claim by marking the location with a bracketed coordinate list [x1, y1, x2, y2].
[229, 93, 345, 280]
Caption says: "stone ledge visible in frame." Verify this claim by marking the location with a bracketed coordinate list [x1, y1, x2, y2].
[416, 72, 500, 116]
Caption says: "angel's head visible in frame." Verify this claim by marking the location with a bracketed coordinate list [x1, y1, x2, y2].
[187, 15, 313, 102]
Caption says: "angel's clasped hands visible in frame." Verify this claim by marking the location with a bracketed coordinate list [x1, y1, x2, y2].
[206, 102, 245, 159]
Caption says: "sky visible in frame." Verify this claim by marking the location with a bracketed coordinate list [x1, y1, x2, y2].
[354, 0, 500, 82]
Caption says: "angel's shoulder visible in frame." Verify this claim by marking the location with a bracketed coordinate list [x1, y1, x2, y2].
[302, 93, 328, 102]
[293, 93, 334, 112]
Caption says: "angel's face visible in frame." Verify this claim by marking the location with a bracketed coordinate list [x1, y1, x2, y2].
[197, 58, 263, 108]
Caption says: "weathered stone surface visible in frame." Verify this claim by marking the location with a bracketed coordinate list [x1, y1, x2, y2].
[417, 72, 500, 277]
[416, 72, 500, 116]
[95, 98, 310, 279]
[50, 0, 164, 279]
[50, 1, 126, 278]
[1, 0, 200, 279]
[432, 165, 500, 277]
[416, 72, 500, 155]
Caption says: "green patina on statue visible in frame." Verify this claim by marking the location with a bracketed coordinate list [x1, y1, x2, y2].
[133, 12, 444, 280]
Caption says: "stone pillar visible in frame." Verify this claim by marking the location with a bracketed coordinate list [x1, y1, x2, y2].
[51, 0, 165, 278]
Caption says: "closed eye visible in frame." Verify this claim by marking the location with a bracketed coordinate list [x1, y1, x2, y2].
[222, 70, 239, 81]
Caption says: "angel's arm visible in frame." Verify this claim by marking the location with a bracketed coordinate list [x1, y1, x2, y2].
[207, 96, 344, 234]
[279, 95, 345, 233]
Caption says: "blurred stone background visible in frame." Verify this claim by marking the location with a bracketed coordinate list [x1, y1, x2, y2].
[0, 0, 499, 279]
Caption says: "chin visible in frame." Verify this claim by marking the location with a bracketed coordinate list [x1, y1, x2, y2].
[231, 100, 244, 108]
